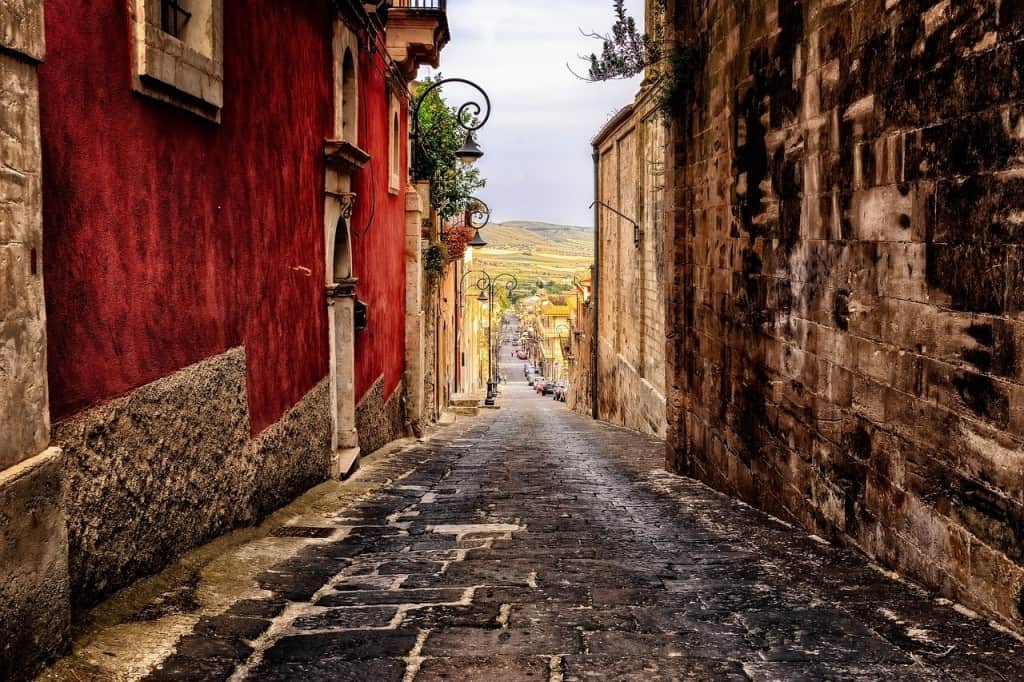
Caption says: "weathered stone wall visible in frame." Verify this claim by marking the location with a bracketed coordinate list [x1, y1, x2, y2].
[568, 301, 594, 416]
[0, 0, 47, 470]
[56, 348, 331, 611]
[0, 2, 69, 679]
[594, 93, 668, 438]
[665, 0, 1024, 630]
[423, 272, 440, 423]
[356, 376, 408, 455]
[0, 448, 67, 681]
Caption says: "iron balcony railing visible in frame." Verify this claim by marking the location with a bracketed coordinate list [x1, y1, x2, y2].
[390, 0, 446, 10]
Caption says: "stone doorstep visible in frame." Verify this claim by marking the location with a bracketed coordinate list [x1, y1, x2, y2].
[330, 448, 361, 480]
[453, 407, 480, 417]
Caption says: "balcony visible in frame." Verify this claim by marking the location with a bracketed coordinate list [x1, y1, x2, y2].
[391, 0, 446, 8]
[386, 0, 450, 79]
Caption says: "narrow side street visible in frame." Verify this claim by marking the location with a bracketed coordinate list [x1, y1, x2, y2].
[43, 339, 1024, 681]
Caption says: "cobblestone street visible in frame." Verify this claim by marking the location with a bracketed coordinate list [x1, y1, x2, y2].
[45, 355, 1024, 681]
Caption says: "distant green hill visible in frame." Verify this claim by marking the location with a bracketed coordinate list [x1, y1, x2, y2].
[471, 221, 593, 298]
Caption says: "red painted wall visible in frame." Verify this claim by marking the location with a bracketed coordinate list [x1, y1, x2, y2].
[39, 0, 408, 434]
[351, 51, 408, 401]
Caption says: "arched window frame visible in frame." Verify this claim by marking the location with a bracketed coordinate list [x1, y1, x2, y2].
[333, 23, 360, 143]
[340, 48, 358, 144]
[388, 94, 402, 194]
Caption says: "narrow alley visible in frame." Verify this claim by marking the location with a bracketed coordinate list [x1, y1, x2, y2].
[11, 1, 1024, 679]
[43, 334, 1024, 681]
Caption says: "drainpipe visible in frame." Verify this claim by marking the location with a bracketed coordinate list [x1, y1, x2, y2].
[591, 147, 600, 421]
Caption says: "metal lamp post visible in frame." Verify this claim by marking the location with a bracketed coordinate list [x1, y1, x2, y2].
[460, 269, 518, 405]
[411, 78, 491, 182]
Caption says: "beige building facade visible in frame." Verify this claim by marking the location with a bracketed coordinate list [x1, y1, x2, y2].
[584, 86, 668, 439]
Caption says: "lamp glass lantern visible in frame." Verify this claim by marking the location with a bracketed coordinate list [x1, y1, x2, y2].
[455, 132, 484, 165]
[468, 229, 488, 248]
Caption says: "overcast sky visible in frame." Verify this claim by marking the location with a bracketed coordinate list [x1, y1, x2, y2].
[420, 0, 644, 227]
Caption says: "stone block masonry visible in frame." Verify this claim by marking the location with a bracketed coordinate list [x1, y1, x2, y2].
[590, 90, 668, 438]
[0, 1, 69, 679]
[665, 0, 1024, 631]
[0, 4, 47, 469]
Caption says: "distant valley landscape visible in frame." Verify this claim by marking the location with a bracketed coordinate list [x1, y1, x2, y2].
[472, 221, 593, 298]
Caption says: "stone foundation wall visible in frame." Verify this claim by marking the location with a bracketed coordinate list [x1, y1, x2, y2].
[599, 339, 667, 439]
[356, 376, 408, 455]
[248, 377, 331, 519]
[55, 348, 331, 610]
[0, 449, 67, 681]
[665, 0, 1024, 630]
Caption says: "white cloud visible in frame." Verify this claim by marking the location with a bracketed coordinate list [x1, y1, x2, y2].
[421, 0, 645, 226]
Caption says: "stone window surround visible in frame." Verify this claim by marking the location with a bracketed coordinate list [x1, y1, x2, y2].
[388, 93, 401, 195]
[334, 21, 359, 144]
[129, 0, 224, 122]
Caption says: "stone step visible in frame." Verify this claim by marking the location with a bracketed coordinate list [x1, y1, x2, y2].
[453, 406, 479, 417]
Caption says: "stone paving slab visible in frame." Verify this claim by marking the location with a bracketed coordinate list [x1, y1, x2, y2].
[42, 379, 1024, 681]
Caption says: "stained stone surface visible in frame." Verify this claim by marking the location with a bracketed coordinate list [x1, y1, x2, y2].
[662, 0, 1024, 631]
[49, 372, 1024, 680]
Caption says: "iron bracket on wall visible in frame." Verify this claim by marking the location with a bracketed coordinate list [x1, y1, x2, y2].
[590, 201, 642, 248]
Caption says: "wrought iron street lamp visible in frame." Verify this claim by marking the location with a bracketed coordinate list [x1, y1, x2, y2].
[439, 197, 491, 247]
[411, 78, 491, 181]
[465, 197, 491, 248]
[460, 269, 518, 405]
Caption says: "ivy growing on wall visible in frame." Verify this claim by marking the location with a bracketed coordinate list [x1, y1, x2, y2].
[423, 240, 449, 277]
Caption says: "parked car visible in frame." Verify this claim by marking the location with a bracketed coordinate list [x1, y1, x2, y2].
[540, 381, 555, 396]
[528, 374, 543, 387]
[534, 379, 547, 394]
[552, 382, 568, 401]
